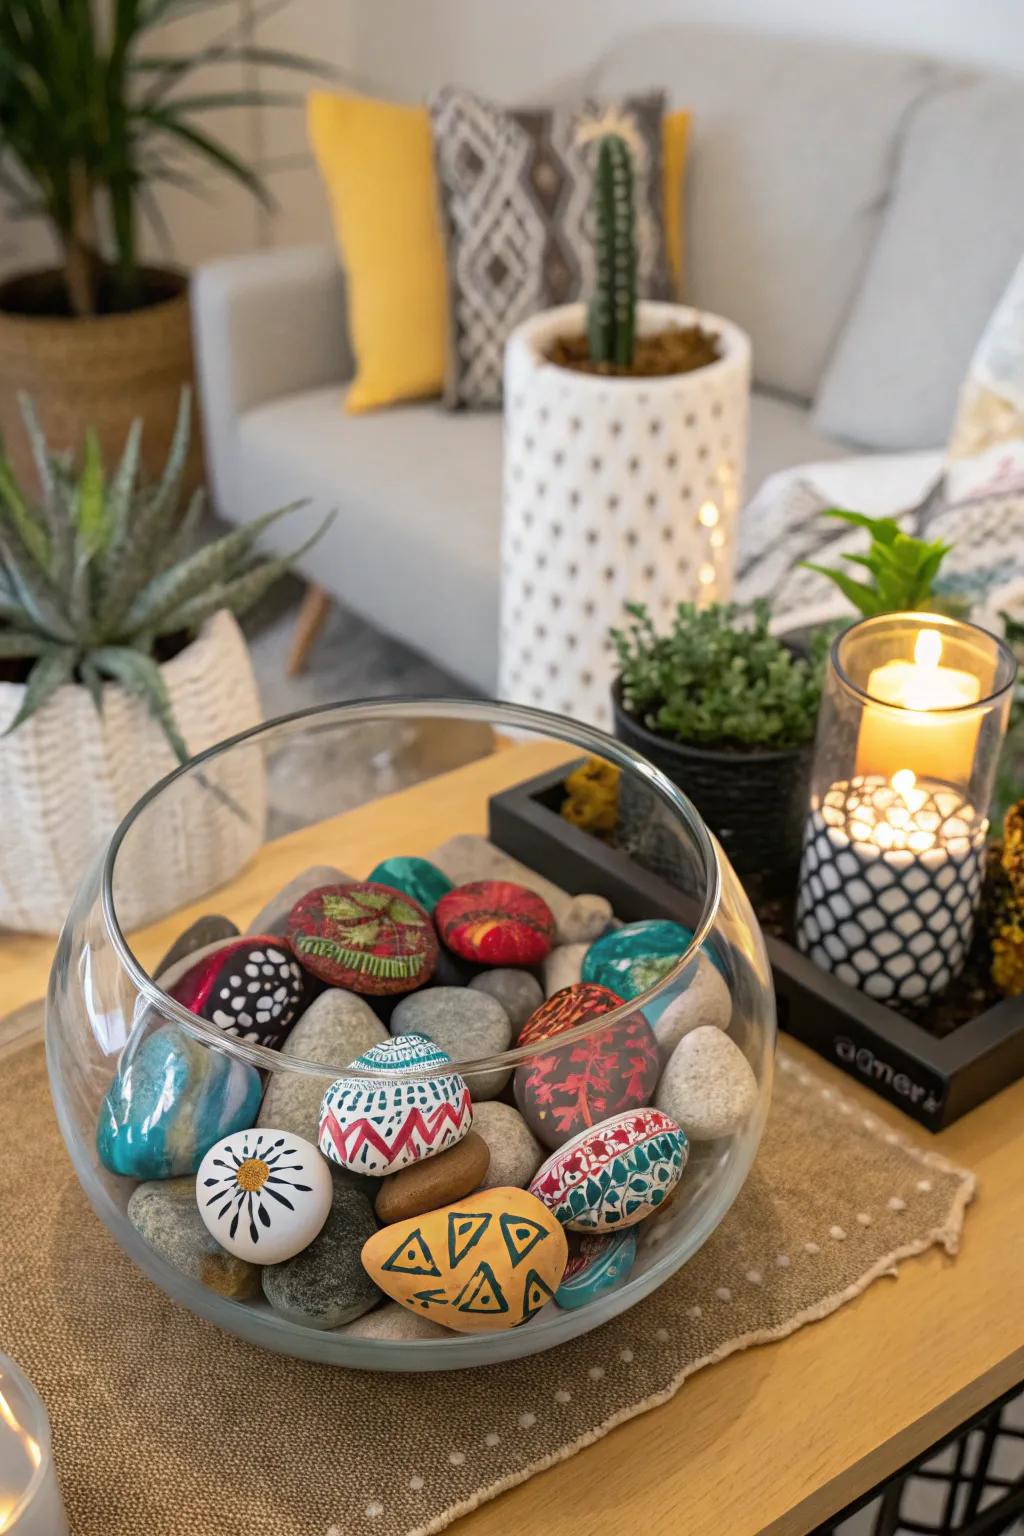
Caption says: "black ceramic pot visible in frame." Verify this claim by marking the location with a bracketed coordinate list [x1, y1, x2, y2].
[611, 677, 813, 890]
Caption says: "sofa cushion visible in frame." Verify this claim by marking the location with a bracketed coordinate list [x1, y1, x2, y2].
[592, 25, 944, 401]
[814, 77, 1024, 451]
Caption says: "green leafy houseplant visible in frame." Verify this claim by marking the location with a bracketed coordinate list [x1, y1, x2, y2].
[611, 599, 824, 752]
[0, 391, 329, 760]
[0, 0, 318, 317]
[801, 509, 956, 618]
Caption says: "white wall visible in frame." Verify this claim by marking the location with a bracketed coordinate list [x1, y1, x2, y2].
[1, 0, 1021, 281]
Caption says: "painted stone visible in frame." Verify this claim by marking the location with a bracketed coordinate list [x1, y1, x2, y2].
[435, 880, 556, 966]
[581, 920, 694, 1002]
[374, 1131, 490, 1224]
[471, 1101, 545, 1191]
[517, 981, 624, 1048]
[127, 1177, 260, 1300]
[367, 855, 453, 913]
[318, 1034, 472, 1177]
[341, 1302, 450, 1340]
[529, 1108, 688, 1231]
[167, 935, 305, 1047]
[513, 995, 660, 1151]
[261, 1175, 381, 1329]
[97, 1024, 262, 1180]
[361, 1187, 568, 1334]
[256, 988, 387, 1144]
[556, 1228, 638, 1310]
[196, 1127, 333, 1264]
[287, 882, 438, 995]
[154, 915, 239, 981]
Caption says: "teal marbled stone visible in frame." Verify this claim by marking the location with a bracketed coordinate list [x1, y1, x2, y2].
[556, 1229, 638, 1310]
[367, 855, 453, 913]
[96, 1024, 261, 1180]
[582, 920, 695, 998]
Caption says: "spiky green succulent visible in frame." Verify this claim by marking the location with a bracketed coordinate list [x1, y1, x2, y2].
[0, 391, 330, 761]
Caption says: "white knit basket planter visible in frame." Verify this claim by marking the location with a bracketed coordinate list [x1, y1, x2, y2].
[0, 610, 266, 934]
[501, 301, 751, 728]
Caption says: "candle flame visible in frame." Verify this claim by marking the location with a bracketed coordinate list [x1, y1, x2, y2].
[913, 628, 942, 669]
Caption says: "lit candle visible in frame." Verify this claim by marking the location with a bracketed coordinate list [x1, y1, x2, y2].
[856, 627, 982, 783]
[0, 1361, 67, 1536]
[796, 770, 986, 1004]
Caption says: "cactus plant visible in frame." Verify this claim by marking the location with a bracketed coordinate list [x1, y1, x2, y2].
[0, 390, 330, 761]
[587, 134, 637, 368]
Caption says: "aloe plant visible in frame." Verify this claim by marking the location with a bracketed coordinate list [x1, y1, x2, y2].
[0, 391, 330, 760]
[587, 133, 636, 367]
[801, 509, 954, 617]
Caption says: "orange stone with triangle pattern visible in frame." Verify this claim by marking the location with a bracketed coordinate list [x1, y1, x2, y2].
[361, 1187, 568, 1334]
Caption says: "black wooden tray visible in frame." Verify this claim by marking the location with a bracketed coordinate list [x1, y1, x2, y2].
[488, 764, 1024, 1131]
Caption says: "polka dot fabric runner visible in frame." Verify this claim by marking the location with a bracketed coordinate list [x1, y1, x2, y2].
[0, 1011, 974, 1536]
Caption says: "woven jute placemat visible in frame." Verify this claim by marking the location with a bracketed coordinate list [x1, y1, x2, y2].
[0, 1009, 974, 1536]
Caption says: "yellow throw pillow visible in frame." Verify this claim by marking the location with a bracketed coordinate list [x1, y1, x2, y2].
[308, 93, 691, 413]
[307, 91, 448, 414]
[663, 109, 691, 298]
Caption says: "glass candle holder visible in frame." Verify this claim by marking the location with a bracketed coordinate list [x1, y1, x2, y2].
[0, 1356, 67, 1535]
[796, 612, 1017, 1005]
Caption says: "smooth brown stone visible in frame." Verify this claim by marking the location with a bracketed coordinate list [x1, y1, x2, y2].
[374, 1131, 490, 1225]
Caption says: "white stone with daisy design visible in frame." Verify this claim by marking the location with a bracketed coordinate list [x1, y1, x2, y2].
[196, 1129, 332, 1264]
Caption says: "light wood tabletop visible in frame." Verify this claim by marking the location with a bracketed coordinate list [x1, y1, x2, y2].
[4, 738, 1022, 1536]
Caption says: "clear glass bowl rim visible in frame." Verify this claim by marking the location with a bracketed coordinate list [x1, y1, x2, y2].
[0, 1352, 54, 1523]
[100, 695, 724, 1080]
[831, 611, 1018, 716]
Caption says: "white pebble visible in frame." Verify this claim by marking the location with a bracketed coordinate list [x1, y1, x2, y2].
[542, 943, 588, 996]
[470, 1101, 544, 1190]
[652, 954, 732, 1060]
[557, 893, 613, 945]
[341, 1303, 449, 1341]
[654, 1026, 758, 1141]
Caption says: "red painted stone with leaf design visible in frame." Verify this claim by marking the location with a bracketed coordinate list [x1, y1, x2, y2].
[513, 985, 660, 1151]
[516, 982, 623, 1048]
[435, 880, 555, 966]
[286, 883, 437, 996]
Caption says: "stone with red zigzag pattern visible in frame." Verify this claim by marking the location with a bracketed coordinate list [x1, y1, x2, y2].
[361, 1186, 567, 1333]
[318, 1034, 472, 1177]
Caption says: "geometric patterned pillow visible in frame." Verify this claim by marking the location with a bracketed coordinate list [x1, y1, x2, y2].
[429, 88, 671, 409]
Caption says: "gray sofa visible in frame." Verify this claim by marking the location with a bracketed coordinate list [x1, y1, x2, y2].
[193, 25, 1024, 693]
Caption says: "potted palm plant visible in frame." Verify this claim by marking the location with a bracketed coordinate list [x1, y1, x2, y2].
[0, 392, 328, 932]
[0, 0, 316, 487]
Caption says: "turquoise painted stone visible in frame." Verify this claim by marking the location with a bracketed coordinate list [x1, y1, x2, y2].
[367, 856, 453, 913]
[97, 1025, 261, 1180]
[556, 1229, 638, 1310]
[582, 920, 695, 1003]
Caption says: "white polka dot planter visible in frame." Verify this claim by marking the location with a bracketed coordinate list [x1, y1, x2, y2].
[500, 302, 751, 729]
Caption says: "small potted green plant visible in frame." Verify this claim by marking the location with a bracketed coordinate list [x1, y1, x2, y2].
[610, 600, 824, 885]
[0, 392, 328, 932]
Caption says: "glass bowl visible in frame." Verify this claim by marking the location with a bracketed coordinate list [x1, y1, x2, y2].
[46, 699, 775, 1371]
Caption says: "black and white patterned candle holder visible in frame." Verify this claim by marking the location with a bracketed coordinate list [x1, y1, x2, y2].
[797, 613, 1017, 1005]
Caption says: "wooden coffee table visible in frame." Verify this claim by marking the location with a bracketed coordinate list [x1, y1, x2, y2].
[4, 740, 1023, 1535]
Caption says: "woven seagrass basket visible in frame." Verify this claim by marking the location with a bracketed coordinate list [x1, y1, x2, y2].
[0, 266, 202, 493]
[611, 676, 812, 891]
